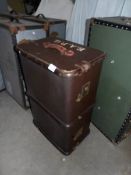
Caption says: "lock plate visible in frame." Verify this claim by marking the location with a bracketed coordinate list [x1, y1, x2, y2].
[76, 81, 91, 102]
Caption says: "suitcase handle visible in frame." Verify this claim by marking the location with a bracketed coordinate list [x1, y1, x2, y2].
[36, 14, 46, 19]
[0, 13, 20, 23]
[43, 42, 75, 57]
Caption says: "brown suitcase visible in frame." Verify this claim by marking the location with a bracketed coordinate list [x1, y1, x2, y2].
[30, 97, 93, 155]
[16, 38, 105, 123]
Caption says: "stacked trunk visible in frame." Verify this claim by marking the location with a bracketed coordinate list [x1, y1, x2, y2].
[16, 38, 105, 155]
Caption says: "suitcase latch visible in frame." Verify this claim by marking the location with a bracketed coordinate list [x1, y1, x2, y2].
[73, 127, 84, 141]
[76, 81, 91, 102]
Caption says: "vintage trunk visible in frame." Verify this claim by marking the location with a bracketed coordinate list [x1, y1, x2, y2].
[88, 17, 131, 143]
[30, 97, 93, 155]
[16, 38, 105, 123]
[16, 14, 66, 39]
[0, 14, 66, 108]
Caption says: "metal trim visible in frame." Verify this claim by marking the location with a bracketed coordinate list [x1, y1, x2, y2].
[115, 111, 131, 143]
[93, 18, 131, 31]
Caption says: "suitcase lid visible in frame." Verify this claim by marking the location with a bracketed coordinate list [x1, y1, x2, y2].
[0, 13, 44, 34]
[92, 17, 131, 29]
[16, 14, 66, 25]
[16, 38, 105, 77]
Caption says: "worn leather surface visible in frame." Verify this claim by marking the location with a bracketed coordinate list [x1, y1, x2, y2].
[17, 38, 105, 73]
[30, 98, 92, 155]
[17, 38, 105, 123]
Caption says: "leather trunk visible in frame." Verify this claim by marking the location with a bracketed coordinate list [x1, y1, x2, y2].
[16, 38, 105, 123]
[30, 97, 93, 155]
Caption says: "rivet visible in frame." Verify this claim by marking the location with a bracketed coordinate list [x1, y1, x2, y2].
[117, 96, 122, 100]
[32, 31, 36, 35]
[110, 60, 115, 64]
[78, 116, 82, 120]
[66, 124, 70, 128]
[97, 106, 101, 110]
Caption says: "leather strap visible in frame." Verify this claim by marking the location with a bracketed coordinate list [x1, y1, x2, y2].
[43, 42, 75, 57]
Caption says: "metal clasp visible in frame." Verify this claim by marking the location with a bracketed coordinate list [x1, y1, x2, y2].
[76, 81, 91, 102]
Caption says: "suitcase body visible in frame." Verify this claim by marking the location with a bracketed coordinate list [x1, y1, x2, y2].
[30, 98, 92, 155]
[0, 14, 66, 108]
[88, 17, 131, 143]
[17, 38, 105, 123]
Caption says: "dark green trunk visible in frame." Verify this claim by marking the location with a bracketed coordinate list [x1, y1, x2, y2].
[89, 17, 131, 142]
